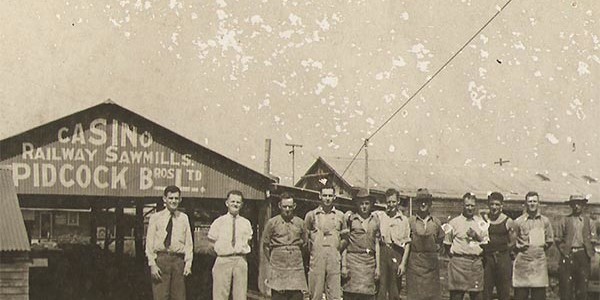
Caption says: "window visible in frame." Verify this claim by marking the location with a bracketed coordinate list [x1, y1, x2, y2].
[67, 212, 79, 226]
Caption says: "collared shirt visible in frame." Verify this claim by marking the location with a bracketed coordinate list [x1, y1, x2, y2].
[145, 209, 193, 269]
[304, 206, 348, 250]
[443, 214, 489, 255]
[208, 213, 253, 256]
[346, 212, 379, 253]
[262, 215, 306, 248]
[571, 216, 584, 247]
[513, 212, 553, 249]
[411, 214, 444, 241]
[378, 210, 411, 247]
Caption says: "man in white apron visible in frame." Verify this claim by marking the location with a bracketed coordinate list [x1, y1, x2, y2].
[512, 191, 554, 300]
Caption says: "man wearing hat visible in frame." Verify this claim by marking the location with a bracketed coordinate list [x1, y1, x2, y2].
[481, 192, 515, 300]
[376, 188, 411, 300]
[341, 188, 380, 300]
[443, 192, 489, 300]
[555, 195, 594, 300]
[406, 188, 445, 300]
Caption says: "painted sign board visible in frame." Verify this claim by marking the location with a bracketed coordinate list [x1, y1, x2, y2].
[0, 103, 270, 199]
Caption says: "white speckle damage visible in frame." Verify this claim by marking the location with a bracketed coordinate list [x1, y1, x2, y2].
[468, 81, 495, 110]
[289, 13, 302, 26]
[577, 61, 590, 76]
[408, 43, 432, 72]
[315, 74, 338, 95]
[285, 133, 293, 141]
[250, 15, 263, 25]
[316, 16, 330, 31]
[418, 149, 428, 156]
[545, 133, 559, 144]
[568, 98, 586, 120]
[389, 145, 396, 152]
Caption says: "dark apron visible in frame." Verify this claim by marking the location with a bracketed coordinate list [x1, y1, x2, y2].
[268, 246, 308, 291]
[406, 233, 441, 300]
[342, 251, 377, 295]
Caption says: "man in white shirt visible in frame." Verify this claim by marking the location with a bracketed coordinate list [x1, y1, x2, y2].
[145, 185, 193, 300]
[208, 190, 253, 300]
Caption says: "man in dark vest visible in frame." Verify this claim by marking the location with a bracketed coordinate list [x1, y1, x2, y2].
[341, 188, 379, 300]
[406, 188, 445, 300]
[482, 192, 515, 300]
[555, 194, 594, 300]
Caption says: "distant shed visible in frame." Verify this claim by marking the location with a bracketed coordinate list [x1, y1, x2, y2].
[0, 168, 31, 300]
[296, 157, 600, 221]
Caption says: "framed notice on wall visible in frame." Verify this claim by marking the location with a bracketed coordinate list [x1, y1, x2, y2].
[55, 212, 67, 225]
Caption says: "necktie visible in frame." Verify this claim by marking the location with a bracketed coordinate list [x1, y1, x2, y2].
[231, 216, 236, 248]
[164, 213, 173, 248]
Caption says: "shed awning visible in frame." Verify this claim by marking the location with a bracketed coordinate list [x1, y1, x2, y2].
[0, 168, 30, 252]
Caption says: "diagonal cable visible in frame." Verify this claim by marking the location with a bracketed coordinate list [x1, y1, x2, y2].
[341, 0, 515, 177]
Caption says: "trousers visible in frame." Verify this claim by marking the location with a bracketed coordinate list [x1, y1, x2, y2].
[151, 253, 185, 300]
[483, 250, 512, 300]
[271, 289, 304, 300]
[449, 291, 482, 300]
[558, 250, 590, 300]
[377, 244, 404, 300]
[212, 256, 247, 300]
[308, 246, 342, 300]
[514, 287, 546, 300]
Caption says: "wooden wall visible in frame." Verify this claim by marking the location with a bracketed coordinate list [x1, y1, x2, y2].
[0, 253, 29, 300]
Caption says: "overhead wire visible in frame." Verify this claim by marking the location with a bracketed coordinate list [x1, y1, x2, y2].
[340, 0, 515, 177]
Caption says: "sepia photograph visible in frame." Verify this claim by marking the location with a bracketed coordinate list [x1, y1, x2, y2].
[0, 0, 598, 299]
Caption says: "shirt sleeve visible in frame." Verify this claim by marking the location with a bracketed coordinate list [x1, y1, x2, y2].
[304, 211, 314, 231]
[183, 214, 194, 269]
[262, 219, 274, 247]
[435, 218, 445, 243]
[554, 217, 566, 244]
[443, 220, 454, 245]
[145, 214, 158, 267]
[339, 212, 349, 237]
[544, 217, 554, 245]
[207, 218, 219, 242]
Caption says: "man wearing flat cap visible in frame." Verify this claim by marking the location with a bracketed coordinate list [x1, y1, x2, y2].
[406, 188, 445, 300]
[341, 188, 380, 300]
[555, 195, 594, 300]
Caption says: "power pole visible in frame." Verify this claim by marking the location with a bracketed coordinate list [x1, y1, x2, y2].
[364, 139, 369, 190]
[285, 143, 303, 184]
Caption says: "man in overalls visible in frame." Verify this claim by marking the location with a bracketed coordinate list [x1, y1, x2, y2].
[305, 184, 349, 300]
[262, 193, 308, 300]
[512, 191, 554, 300]
[341, 188, 379, 300]
[406, 188, 445, 300]
[482, 192, 515, 300]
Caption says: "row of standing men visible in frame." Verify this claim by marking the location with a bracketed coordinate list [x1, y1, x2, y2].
[145, 185, 595, 300]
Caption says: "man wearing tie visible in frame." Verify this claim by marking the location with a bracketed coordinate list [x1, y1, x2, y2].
[145, 185, 193, 300]
[208, 190, 253, 300]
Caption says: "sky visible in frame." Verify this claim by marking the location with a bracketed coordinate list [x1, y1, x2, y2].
[1, 0, 598, 185]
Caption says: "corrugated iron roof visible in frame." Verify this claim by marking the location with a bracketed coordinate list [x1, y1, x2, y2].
[0, 168, 30, 251]
[315, 157, 598, 204]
